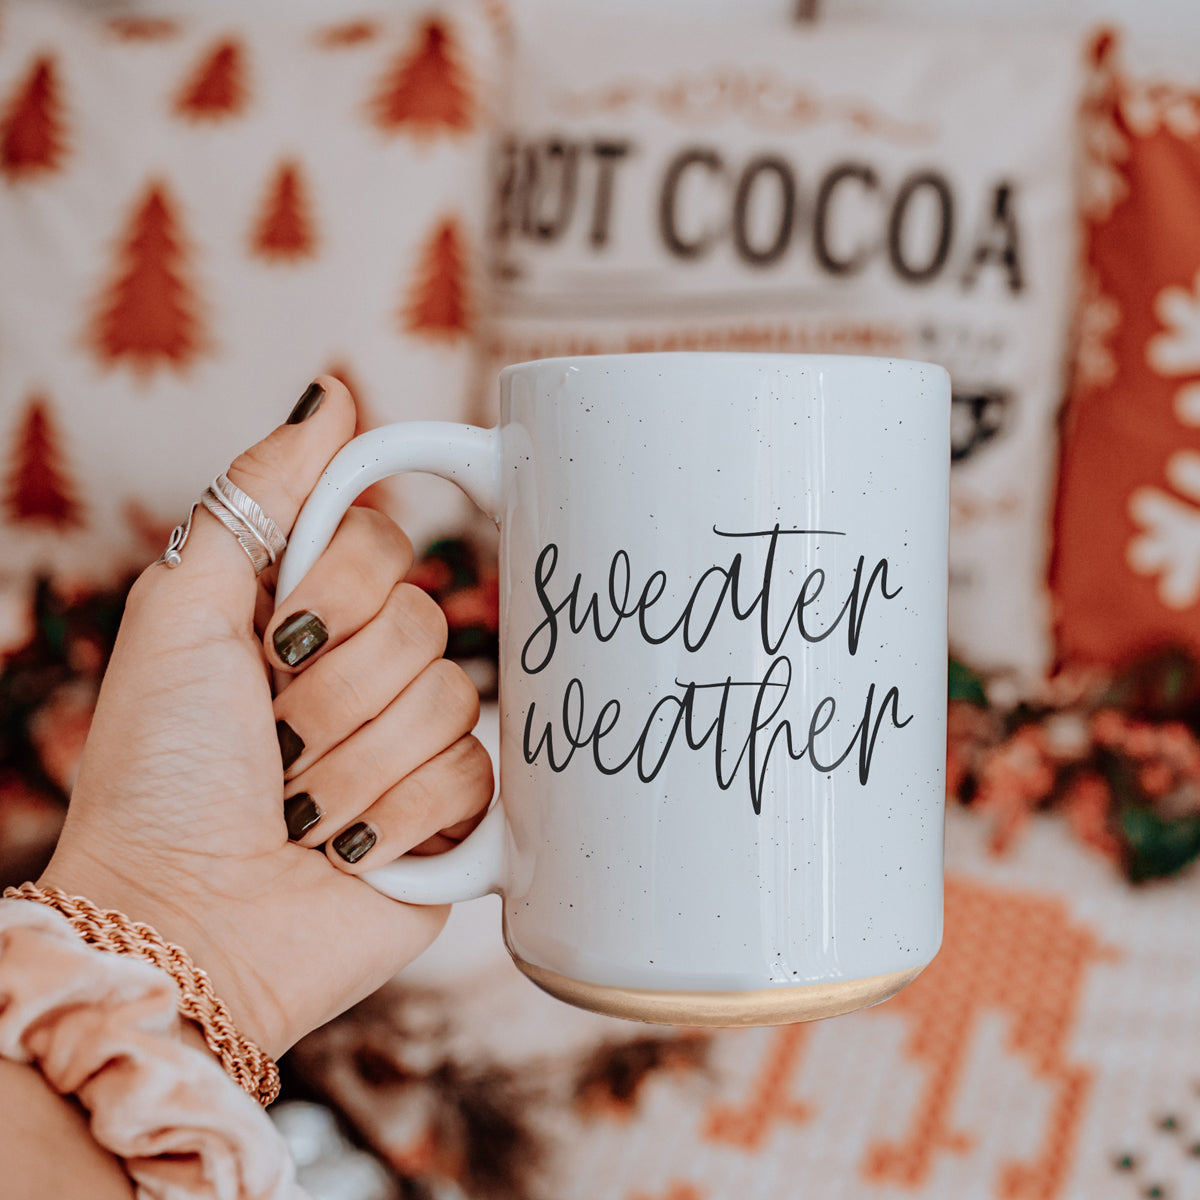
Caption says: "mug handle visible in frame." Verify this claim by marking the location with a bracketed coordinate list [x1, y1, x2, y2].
[274, 421, 510, 905]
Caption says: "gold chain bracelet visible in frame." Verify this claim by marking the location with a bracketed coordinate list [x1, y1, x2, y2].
[2, 883, 280, 1106]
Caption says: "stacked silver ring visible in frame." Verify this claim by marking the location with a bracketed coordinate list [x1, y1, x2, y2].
[201, 474, 287, 575]
[158, 474, 286, 577]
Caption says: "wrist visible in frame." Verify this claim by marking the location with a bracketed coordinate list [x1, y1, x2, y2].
[34, 857, 289, 1062]
[0, 1058, 136, 1199]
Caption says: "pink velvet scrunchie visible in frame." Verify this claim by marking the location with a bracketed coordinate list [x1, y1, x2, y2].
[0, 899, 308, 1200]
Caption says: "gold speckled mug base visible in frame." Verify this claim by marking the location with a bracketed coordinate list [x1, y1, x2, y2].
[509, 950, 926, 1026]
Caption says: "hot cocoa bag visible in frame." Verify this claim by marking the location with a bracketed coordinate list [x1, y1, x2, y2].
[483, 13, 1083, 687]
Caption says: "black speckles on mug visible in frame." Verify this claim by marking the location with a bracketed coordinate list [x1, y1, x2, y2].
[487, 354, 947, 1011]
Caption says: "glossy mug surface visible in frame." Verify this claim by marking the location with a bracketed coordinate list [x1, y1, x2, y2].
[276, 353, 951, 1025]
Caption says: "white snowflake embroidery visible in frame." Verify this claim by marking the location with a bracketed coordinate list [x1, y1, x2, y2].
[1122, 79, 1200, 140]
[1148, 271, 1200, 376]
[1073, 270, 1120, 391]
[1129, 451, 1200, 608]
[1176, 382, 1200, 426]
[1127, 277, 1200, 607]
[1080, 32, 1128, 221]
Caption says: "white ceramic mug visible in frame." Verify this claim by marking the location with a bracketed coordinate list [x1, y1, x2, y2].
[276, 353, 950, 1025]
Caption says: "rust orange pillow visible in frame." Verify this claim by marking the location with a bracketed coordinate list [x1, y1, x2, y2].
[1054, 34, 1200, 668]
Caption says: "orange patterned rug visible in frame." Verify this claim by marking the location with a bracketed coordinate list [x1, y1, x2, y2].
[292, 776, 1200, 1200]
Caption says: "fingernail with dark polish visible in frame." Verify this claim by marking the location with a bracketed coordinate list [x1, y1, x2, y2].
[284, 793, 322, 840]
[274, 611, 329, 667]
[276, 720, 304, 771]
[333, 822, 377, 864]
[286, 382, 325, 425]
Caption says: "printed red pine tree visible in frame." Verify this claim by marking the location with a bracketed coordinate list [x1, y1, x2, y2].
[315, 20, 380, 49]
[251, 160, 318, 261]
[369, 19, 474, 137]
[481, 0, 514, 48]
[402, 217, 472, 342]
[107, 17, 180, 42]
[1, 54, 69, 181]
[123, 498, 177, 553]
[174, 37, 249, 120]
[3, 397, 84, 529]
[88, 181, 209, 378]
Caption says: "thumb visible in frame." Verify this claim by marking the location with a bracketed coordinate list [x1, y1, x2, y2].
[159, 375, 359, 618]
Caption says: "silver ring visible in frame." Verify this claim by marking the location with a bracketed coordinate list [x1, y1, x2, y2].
[200, 474, 287, 577]
[158, 474, 286, 576]
[213, 474, 287, 562]
[157, 502, 199, 569]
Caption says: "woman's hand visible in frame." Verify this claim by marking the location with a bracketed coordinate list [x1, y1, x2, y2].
[38, 376, 493, 1058]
